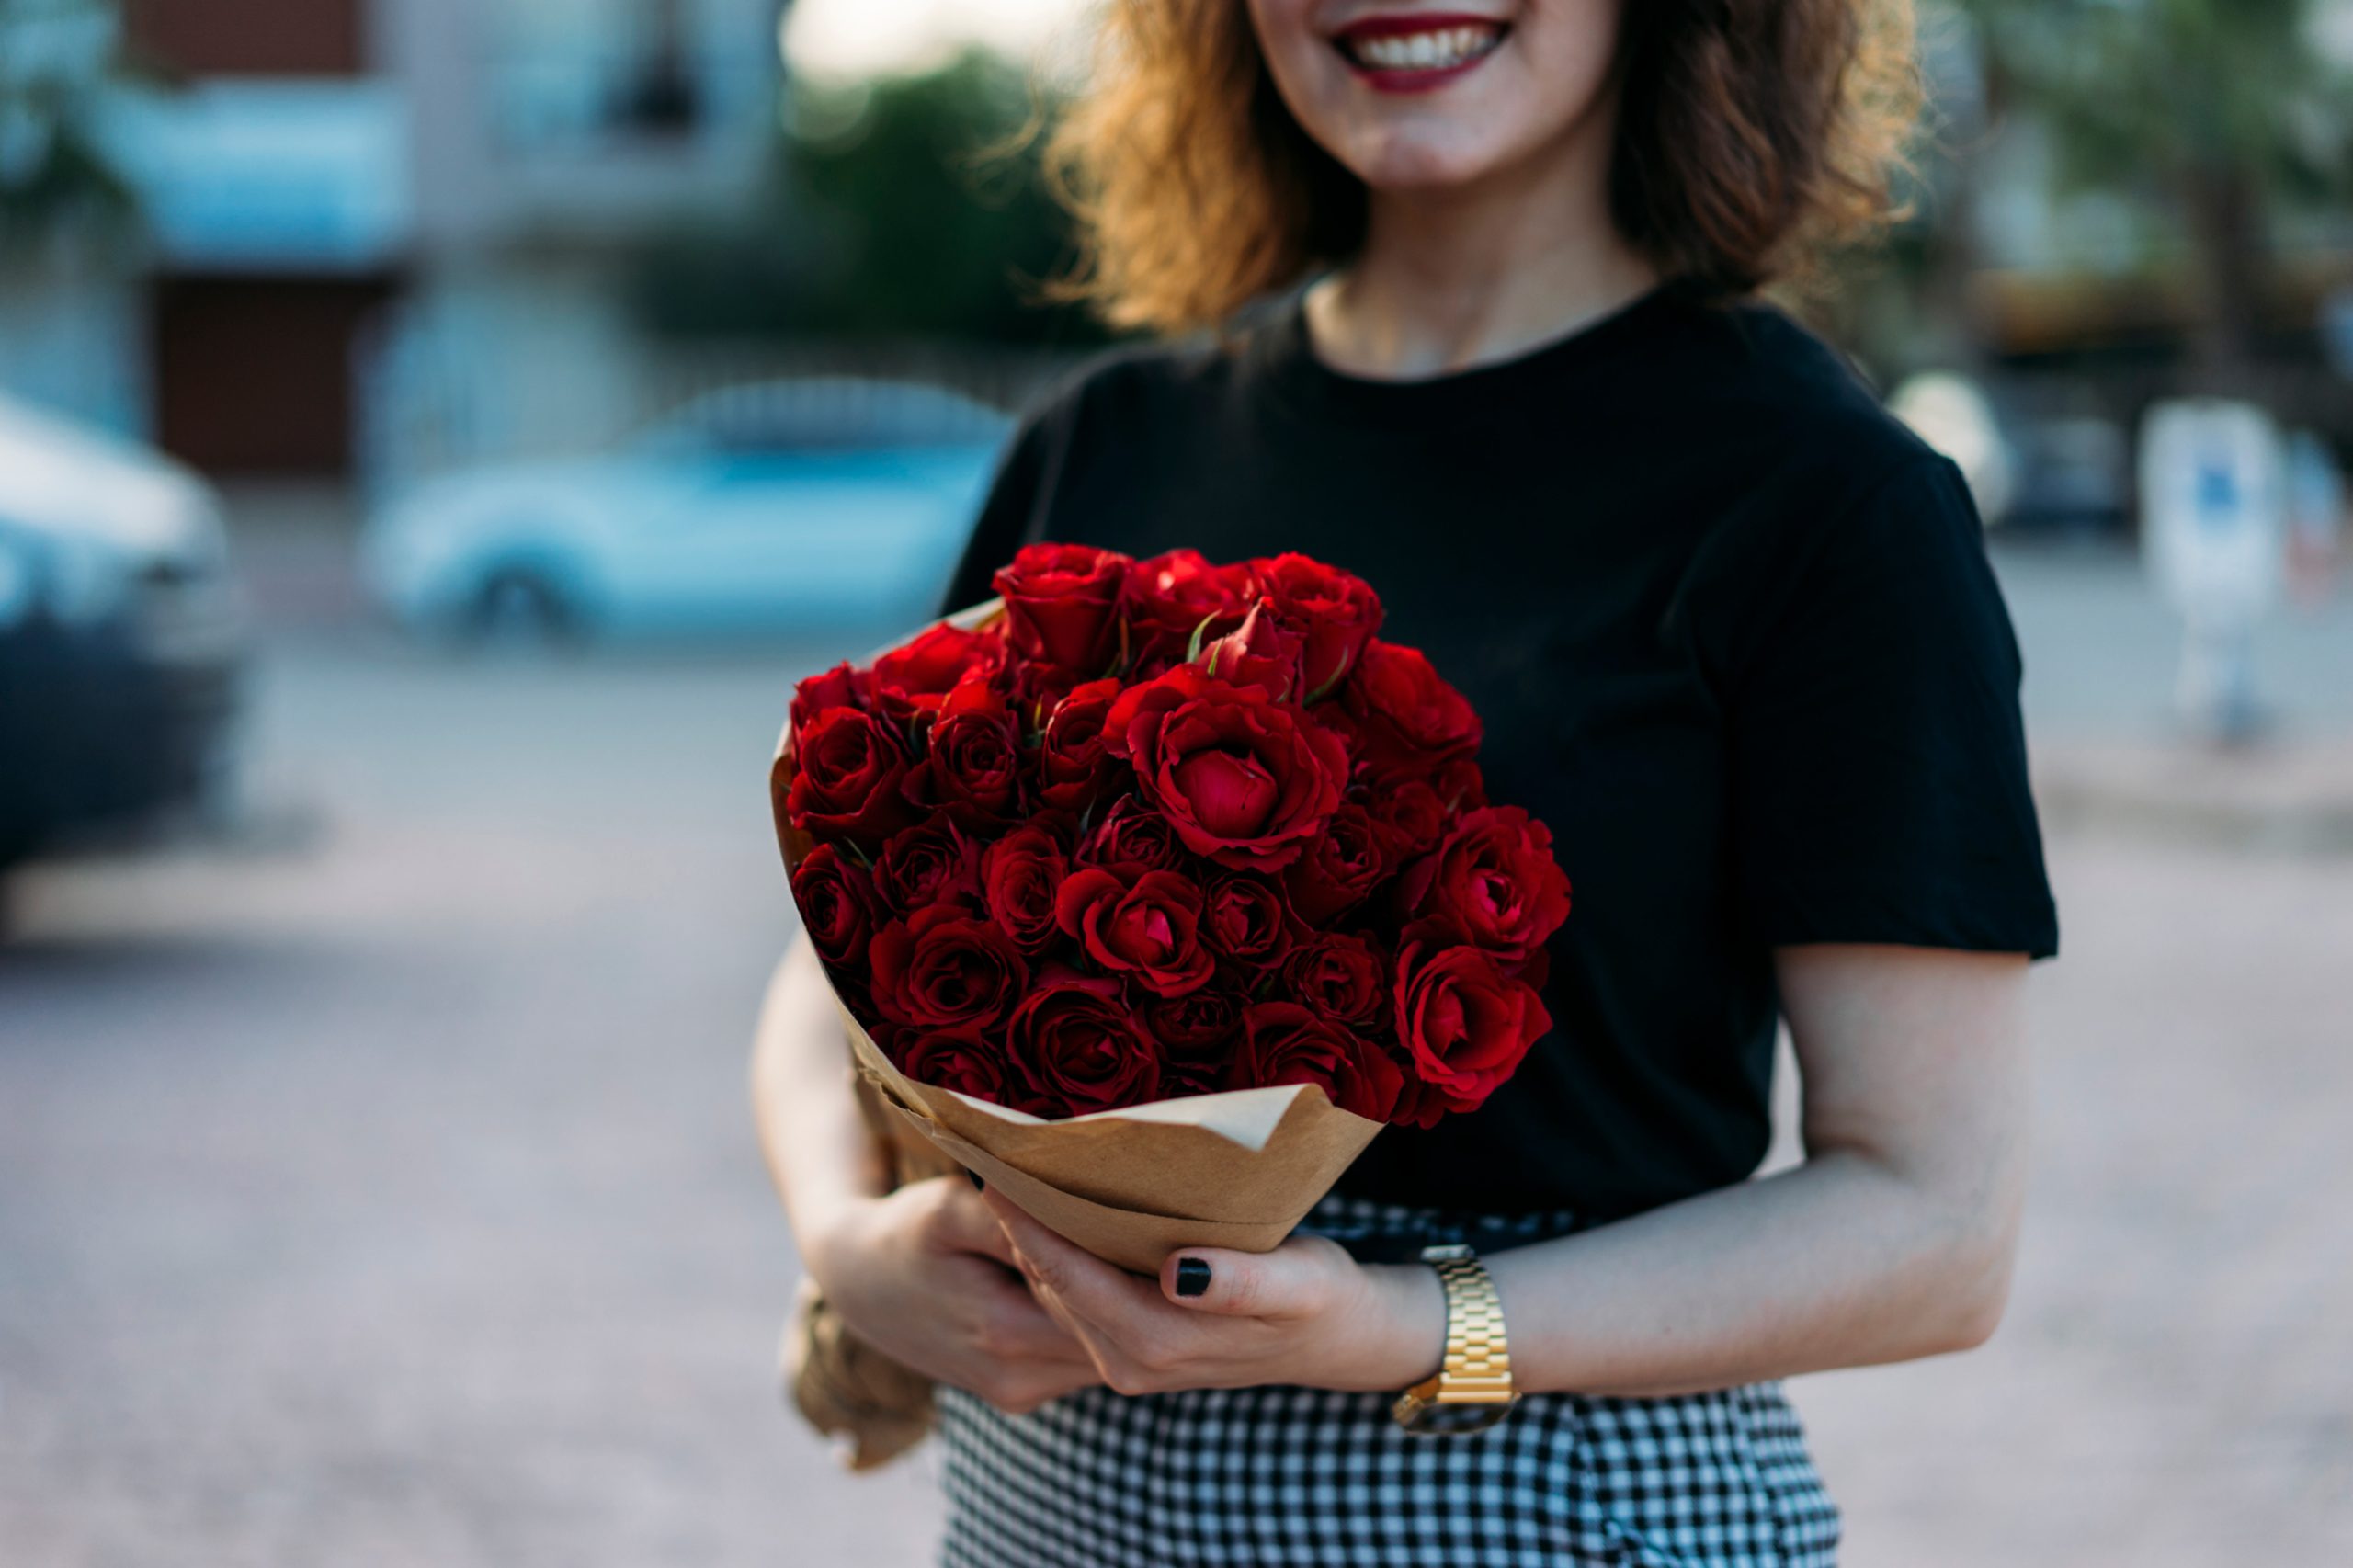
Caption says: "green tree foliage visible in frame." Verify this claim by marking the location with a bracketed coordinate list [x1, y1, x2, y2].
[1954, 0, 2353, 358]
[630, 50, 1104, 347]
[0, 0, 135, 250]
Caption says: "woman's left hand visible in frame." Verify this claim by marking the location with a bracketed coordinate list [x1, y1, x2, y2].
[979, 1188, 1444, 1397]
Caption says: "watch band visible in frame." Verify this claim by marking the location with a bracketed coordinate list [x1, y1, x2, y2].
[1391, 1243, 1518, 1434]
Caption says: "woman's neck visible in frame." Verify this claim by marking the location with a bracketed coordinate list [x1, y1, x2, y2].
[1302, 122, 1659, 381]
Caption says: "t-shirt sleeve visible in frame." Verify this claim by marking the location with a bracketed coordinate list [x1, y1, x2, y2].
[1727, 456, 2060, 958]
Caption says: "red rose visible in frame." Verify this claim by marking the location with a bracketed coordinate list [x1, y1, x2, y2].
[1400, 805, 1572, 965]
[981, 824, 1069, 956]
[1339, 639, 1483, 786]
[870, 905, 1030, 1029]
[790, 662, 861, 733]
[1120, 549, 1255, 664]
[1196, 600, 1305, 699]
[789, 841, 878, 969]
[1054, 864, 1215, 997]
[1142, 986, 1246, 1066]
[1435, 757, 1488, 812]
[892, 1024, 1013, 1104]
[1077, 796, 1191, 874]
[1391, 935, 1552, 1125]
[1280, 801, 1391, 925]
[1230, 1001, 1404, 1121]
[1038, 677, 1127, 812]
[902, 676, 1023, 828]
[872, 816, 983, 915]
[995, 542, 1130, 677]
[1199, 872, 1295, 971]
[786, 706, 915, 844]
[1251, 553, 1382, 697]
[1365, 778, 1449, 862]
[865, 621, 1003, 722]
[1103, 665, 1349, 873]
[1280, 931, 1388, 1029]
[1006, 972, 1162, 1116]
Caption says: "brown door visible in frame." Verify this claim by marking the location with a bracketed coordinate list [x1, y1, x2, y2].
[150, 274, 398, 477]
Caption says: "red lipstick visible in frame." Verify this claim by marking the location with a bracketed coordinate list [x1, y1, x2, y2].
[1331, 12, 1508, 95]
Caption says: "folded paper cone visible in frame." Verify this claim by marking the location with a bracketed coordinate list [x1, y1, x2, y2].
[841, 1002, 1381, 1274]
[773, 601, 1385, 1275]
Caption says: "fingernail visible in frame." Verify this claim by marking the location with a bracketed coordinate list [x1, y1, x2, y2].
[1175, 1257, 1211, 1298]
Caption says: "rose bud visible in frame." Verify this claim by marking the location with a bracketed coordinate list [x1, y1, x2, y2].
[1281, 801, 1391, 925]
[892, 1024, 1015, 1105]
[1054, 864, 1216, 998]
[1120, 549, 1255, 665]
[981, 824, 1070, 956]
[1338, 639, 1483, 787]
[789, 841, 879, 970]
[1230, 1002, 1404, 1122]
[1250, 553, 1382, 697]
[1391, 934, 1553, 1125]
[871, 816, 984, 916]
[1102, 665, 1349, 874]
[785, 705, 915, 844]
[1398, 805, 1573, 965]
[901, 674, 1023, 829]
[1195, 599, 1306, 700]
[869, 905, 1030, 1029]
[995, 541, 1131, 678]
[1280, 931, 1389, 1029]
[1038, 677, 1127, 812]
[1199, 872, 1295, 971]
[864, 620, 1003, 723]
[1006, 973, 1163, 1117]
[1076, 795, 1191, 874]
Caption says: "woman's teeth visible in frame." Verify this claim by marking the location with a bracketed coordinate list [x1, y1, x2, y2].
[1346, 25, 1503, 73]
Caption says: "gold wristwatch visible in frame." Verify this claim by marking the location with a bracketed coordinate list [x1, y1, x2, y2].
[1391, 1242, 1518, 1435]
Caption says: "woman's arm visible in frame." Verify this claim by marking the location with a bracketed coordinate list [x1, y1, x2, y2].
[979, 943, 2029, 1400]
[752, 935, 1100, 1412]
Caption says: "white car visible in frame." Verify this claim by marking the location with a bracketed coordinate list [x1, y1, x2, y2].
[0, 393, 245, 867]
[363, 378, 1015, 642]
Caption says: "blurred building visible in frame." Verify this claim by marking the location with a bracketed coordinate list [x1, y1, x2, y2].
[0, 0, 786, 478]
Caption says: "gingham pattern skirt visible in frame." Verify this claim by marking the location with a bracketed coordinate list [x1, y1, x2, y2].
[937, 1197, 1840, 1568]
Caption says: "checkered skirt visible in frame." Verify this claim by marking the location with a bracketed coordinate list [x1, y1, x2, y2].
[936, 1197, 1841, 1567]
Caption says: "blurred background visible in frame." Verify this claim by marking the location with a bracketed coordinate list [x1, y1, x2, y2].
[1, 2, 2348, 1563]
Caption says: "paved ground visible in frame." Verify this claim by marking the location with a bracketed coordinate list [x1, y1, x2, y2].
[2, 536, 2349, 1565]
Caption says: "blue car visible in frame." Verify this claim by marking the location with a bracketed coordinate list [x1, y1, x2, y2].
[363, 378, 1015, 642]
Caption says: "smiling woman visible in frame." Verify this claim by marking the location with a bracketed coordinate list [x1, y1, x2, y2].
[1044, 0, 1918, 333]
[753, 2, 2058, 1564]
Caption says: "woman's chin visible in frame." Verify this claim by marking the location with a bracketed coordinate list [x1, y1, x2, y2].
[1345, 141, 1520, 197]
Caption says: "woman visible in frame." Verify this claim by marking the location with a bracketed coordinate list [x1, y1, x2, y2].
[754, 0, 2058, 1562]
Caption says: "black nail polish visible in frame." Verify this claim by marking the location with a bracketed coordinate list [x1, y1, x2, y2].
[1175, 1257, 1211, 1298]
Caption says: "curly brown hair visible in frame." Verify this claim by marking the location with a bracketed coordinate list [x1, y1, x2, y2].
[1044, 1, 1922, 334]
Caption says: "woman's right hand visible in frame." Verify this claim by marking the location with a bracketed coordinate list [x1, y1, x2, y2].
[803, 1174, 1103, 1415]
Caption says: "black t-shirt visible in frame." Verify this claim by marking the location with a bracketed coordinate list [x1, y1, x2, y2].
[940, 283, 2059, 1222]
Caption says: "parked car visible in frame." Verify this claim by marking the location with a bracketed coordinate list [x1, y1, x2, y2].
[0, 395, 245, 871]
[362, 378, 1016, 642]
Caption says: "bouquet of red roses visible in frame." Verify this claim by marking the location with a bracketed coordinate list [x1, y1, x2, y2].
[771, 544, 1569, 1272]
